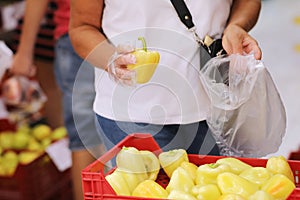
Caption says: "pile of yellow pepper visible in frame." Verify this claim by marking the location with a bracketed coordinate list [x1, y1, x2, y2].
[105, 147, 296, 200]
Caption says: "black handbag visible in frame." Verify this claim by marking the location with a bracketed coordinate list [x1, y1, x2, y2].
[170, 0, 226, 69]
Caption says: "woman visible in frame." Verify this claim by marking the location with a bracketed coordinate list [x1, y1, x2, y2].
[10, 0, 104, 199]
[69, 0, 262, 155]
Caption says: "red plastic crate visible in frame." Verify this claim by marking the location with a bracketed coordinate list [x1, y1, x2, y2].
[0, 119, 16, 132]
[0, 153, 73, 200]
[82, 133, 300, 200]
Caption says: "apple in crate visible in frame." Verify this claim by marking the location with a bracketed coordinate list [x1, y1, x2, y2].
[0, 132, 14, 149]
[32, 124, 51, 141]
[27, 138, 43, 151]
[2, 151, 19, 176]
[18, 151, 41, 165]
[51, 126, 67, 141]
[12, 133, 30, 150]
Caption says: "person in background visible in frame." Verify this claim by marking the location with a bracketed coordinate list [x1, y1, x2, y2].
[69, 0, 262, 155]
[10, 0, 105, 199]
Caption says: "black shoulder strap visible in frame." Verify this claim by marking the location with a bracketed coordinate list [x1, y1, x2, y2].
[170, 0, 195, 29]
[170, 0, 227, 72]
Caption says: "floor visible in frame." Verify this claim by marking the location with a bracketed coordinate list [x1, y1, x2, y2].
[250, 0, 300, 158]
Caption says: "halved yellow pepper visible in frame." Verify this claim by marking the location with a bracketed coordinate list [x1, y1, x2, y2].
[196, 163, 232, 185]
[191, 184, 221, 200]
[218, 194, 247, 200]
[139, 150, 160, 180]
[115, 168, 144, 194]
[159, 149, 189, 178]
[248, 190, 275, 200]
[168, 190, 197, 200]
[239, 167, 272, 187]
[261, 173, 296, 200]
[216, 157, 252, 175]
[127, 37, 160, 84]
[116, 146, 160, 182]
[115, 147, 148, 187]
[105, 170, 131, 196]
[166, 166, 195, 193]
[180, 161, 198, 183]
[132, 179, 168, 198]
[116, 146, 147, 175]
[217, 172, 259, 198]
[266, 156, 295, 183]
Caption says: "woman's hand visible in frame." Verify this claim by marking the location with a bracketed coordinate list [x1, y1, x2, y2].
[10, 52, 36, 77]
[223, 0, 261, 59]
[222, 24, 262, 60]
[106, 44, 137, 86]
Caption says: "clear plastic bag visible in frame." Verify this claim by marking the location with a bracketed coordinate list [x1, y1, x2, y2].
[0, 41, 47, 125]
[200, 54, 286, 157]
[1, 75, 47, 125]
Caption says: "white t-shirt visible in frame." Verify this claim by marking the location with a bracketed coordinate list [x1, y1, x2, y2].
[93, 0, 232, 124]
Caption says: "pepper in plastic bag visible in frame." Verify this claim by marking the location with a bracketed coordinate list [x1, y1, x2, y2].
[200, 53, 286, 157]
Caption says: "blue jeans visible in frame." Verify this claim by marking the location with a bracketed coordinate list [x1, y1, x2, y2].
[96, 114, 219, 155]
[54, 34, 102, 151]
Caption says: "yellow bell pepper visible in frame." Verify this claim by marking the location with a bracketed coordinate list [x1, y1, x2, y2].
[218, 194, 247, 200]
[132, 180, 168, 198]
[216, 157, 252, 175]
[115, 147, 161, 183]
[166, 166, 195, 193]
[158, 149, 188, 178]
[248, 190, 275, 200]
[105, 170, 131, 196]
[261, 174, 296, 200]
[180, 161, 198, 183]
[266, 156, 295, 183]
[139, 150, 160, 180]
[239, 167, 272, 187]
[191, 184, 221, 200]
[127, 37, 160, 84]
[217, 172, 259, 198]
[167, 190, 197, 200]
[115, 168, 144, 194]
[196, 163, 232, 185]
[116, 146, 148, 180]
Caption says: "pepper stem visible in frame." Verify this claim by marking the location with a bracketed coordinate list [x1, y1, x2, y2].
[208, 163, 220, 169]
[138, 37, 147, 52]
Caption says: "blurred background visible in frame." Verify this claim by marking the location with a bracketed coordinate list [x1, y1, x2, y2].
[251, 0, 300, 158]
[0, 0, 299, 199]
[0, 0, 299, 158]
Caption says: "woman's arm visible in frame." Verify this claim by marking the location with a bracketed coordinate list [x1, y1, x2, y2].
[69, 0, 115, 69]
[10, 0, 49, 76]
[227, 0, 261, 32]
[222, 0, 262, 59]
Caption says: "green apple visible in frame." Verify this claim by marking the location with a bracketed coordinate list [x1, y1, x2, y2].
[51, 126, 67, 141]
[3, 151, 19, 176]
[3, 161, 18, 176]
[18, 151, 41, 165]
[12, 133, 30, 150]
[27, 138, 43, 151]
[32, 124, 52, 141]
[41, 137, 52, 149]
[0, 157, 6, 176]
[3, 150, 18, 161]
[0, 164, 6, 176]
[0, 132, 14, 149]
